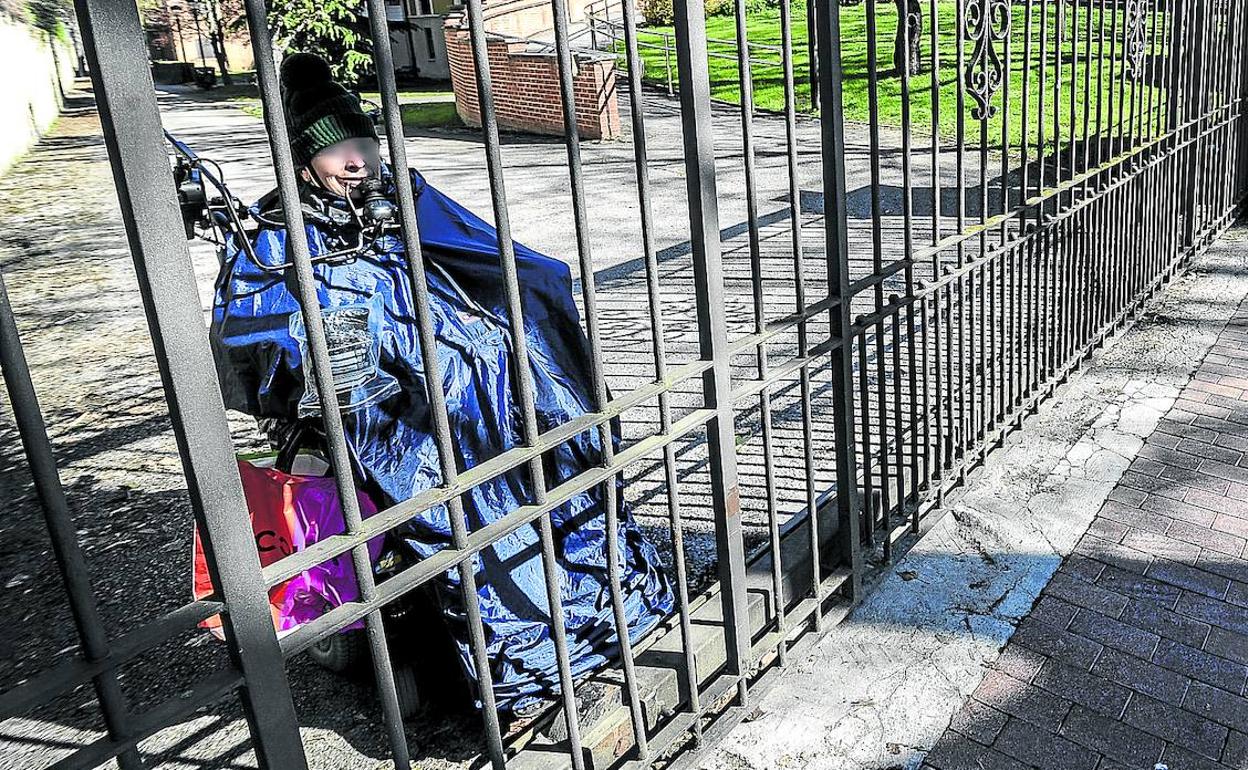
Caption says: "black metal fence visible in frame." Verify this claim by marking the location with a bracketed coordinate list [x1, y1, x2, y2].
[2, 0, 1246, 767]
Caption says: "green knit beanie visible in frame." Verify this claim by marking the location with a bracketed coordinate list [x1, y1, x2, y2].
[279, 53, 378, 168]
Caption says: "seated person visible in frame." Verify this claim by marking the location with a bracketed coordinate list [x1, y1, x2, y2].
[210, 53, 674, 714]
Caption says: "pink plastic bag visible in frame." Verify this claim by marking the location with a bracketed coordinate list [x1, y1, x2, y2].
[192, 456, 384, 639]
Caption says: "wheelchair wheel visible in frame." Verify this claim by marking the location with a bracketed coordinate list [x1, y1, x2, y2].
[393, 663, 422, 720]
[309, 629, 369, 674]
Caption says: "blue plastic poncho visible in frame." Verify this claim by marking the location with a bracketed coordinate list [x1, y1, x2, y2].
[209, 168, 674, 711]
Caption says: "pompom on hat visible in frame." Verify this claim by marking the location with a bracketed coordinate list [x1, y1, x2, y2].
[279, 52, 378, 167]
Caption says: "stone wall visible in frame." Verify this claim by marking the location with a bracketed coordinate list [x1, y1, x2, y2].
[0, 19, 77, 176]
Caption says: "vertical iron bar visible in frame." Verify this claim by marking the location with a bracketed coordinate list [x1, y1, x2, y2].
[928, 0, 945, 486]
[900, 3, 919, 511]
[1096, 0, 1107, 169]
[931, 0, 942, 251]
[808, 0, 820, 110]
[857, 322, 875, 547]
[1021, 0, 1036, 404]
[734, 0, 786, 679]
[778, 0, 807, 667]
[1054, 0, 1064, 202]
[671, 0, 753, 702]
[956, 0, 969, 479]
[1081, 0, 1091, 194]
[864, 0, 891, 534]
[814, 0, 865, 596]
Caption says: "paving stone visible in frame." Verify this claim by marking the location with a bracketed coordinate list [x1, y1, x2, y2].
[1030, 595, 1079, 630]
[1223, 730, 1248, 769]
[1182, 681, 1248, 731]
[995, 717, 1099, 770]
[924, 731, 1033, 770]
[1204, 626, 1248, 667]
[1059, 553, 1109, 583]
[1047, 572, 1129, 617]
[1230, 582, 1248, 610]
[1175, 398, 1234, 421]
[1144, 495, 1220, 527]
[1196, 551, 1248, 586]
[1214, 514, 1248, 540]
[970, 669, 1073, 733]
[947, 699, 1010, 746]
[1120, 471, 1187, 501]
[1176, 591, 1248, 636]
[1147, 559, 1233, 600]
[1219, 431, 1248, 455]
[1107, 485, 1149, 508]
[1097, 565, 1184, 609]
[1190, 380, 1245, 401]
[1166, 519, 1247, 558]
[1077, 533, 1152, 575]
[1103, 501, 1174, 536]
[1090, 647, 1190, 706]
[1059, 704, 1166, 768]
[1140, 443, 1205, 471]
[1159, 743, 1237, 770]
[1187, 488, 1248, 520]
[1159, 463, 1234, 496]
[1122, 529, 1203, 565]
[1119, 597, 1212, 649]
[1013, 617, 1104, 672]
[1178, 439, 1245, 468]
[1157, 420, 1219, 444]
[1150, 431, 1184, 451]
[1130, 456, 1170, 478]
[1070, 607, 1161, 659]
[991, 644, 1048, 683]
[1121, 693, 1230, 761]
[1189, 459, 1248, 492]
[1032, 660, 1132, 718]
[1152, 637, 1248, 694]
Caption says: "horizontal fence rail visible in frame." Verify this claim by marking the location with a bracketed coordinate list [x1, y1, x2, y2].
[2, 0, 1246, 767]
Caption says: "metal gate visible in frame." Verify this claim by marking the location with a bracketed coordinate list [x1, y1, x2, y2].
[2, 0, 1245, 767]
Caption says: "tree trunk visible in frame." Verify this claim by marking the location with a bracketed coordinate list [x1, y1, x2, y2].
[207, 0, 233, 86]
[893, 0, 921, 76]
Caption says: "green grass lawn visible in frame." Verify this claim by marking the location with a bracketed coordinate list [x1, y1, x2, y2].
[626, 1, 1170, 146]
[398, 100, 462, 129]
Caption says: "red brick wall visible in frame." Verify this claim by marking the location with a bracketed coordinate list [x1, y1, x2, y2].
[444, 16, 621, 141]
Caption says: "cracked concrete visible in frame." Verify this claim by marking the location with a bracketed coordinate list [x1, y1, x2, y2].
[696, 228, 1248, 770]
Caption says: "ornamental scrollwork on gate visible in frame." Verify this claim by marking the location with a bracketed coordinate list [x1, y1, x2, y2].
[1125, 0, 1148, 81]
[963, 0, 1012, 121]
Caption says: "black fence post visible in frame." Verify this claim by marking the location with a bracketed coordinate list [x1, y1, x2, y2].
[69, 1, 308, 767]
[671, 0, 754, 707]
[814, 0, 864, 598]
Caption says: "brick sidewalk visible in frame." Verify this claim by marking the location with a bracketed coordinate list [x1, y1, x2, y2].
[923, 304, 1248, 770]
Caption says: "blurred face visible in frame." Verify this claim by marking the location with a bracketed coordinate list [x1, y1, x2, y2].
[301, 137, 381, 199]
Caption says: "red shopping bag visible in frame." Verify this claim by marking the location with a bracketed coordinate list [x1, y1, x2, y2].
[191, 455, 383, 640]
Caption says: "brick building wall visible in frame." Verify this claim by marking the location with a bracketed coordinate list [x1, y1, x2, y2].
[444, 15, 621, 140]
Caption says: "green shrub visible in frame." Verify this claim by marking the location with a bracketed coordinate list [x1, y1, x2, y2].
[640, 0, 781, 25]
[639, 0, 674, 25]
